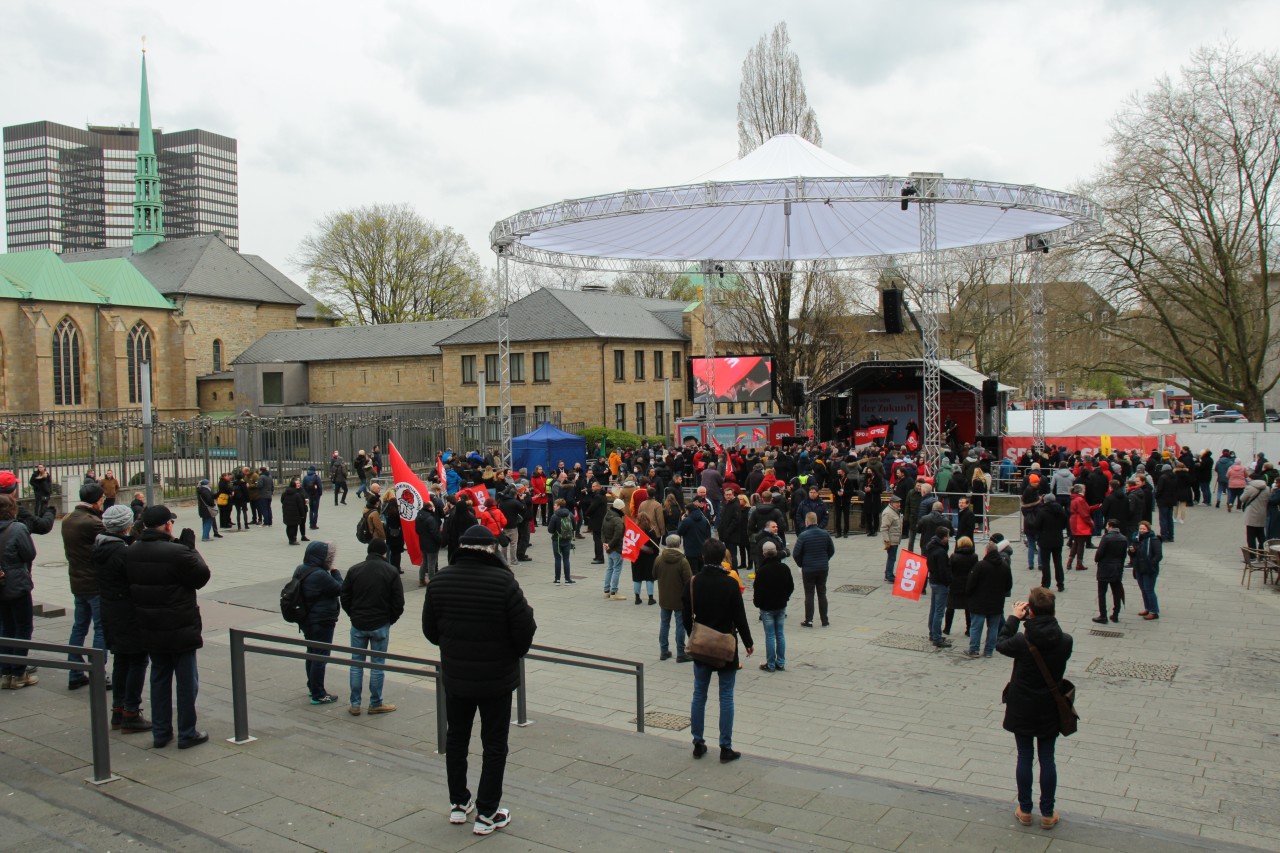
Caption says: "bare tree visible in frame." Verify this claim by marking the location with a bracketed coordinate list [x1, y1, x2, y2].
[295, 203, 488, 325]
[737, 21, 822, 157]
[612, 262, 698, 300]
[1084, 44, 1280, 419]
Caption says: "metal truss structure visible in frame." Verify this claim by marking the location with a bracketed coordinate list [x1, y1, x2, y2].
[496, 248, 513, 467]
[1026, 236, 1049, 453]
[701, 261, 718, 433]
[913, 173, 945, 462]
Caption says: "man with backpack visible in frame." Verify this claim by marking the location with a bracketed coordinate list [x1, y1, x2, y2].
[549, 498, 576, 585]
[340, 538, 403, 716]
[302, 465, 324, 530]
[357, 494, 386, 547]
[283, 541, 343, 704]
[329, 452, 349, 506]
[600, 498, 626, 599]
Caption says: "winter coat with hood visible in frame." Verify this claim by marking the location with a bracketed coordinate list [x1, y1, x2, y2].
[637, 497, 666, 540]
[1241, 479, 1270, 527]
[966, 550, 1012, 615]
[752, 555, 795, 612]
[280, 482, 307, 526]
[292, 541, 343, 627]
[996, 613, 1074, 738]
[600, 506, 625, 550]
[652, 547, 693, 610]
[1131, 529, 1162, 577]
[676, 505, 711, 563]
[196, 481, 216, 520]
[125, 529, 211, 653]
[0, 518, 37, 601]
[94, 531, 144, 655]
[62, 503, 105, 596]
[1068, 494, 1094, 537]
[925, 535, 952, 586]
[1094, 528, 1129, 581]
[1101, 486, 1133, 533]
[1035, 499, 1068, 549]
[1050, 467, 1076, 498]
[948, 543, 978, 610]
[1227, 462, 1249, 489]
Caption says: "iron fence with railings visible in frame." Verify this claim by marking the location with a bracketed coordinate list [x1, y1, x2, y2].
[0, 407, 582, 506]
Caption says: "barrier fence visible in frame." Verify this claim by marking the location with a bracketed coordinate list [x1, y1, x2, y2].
[517, 645, 646, 732]
[0, 640, 115, 784]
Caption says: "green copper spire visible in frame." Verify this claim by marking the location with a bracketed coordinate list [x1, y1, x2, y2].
[133, 44, 164, 254]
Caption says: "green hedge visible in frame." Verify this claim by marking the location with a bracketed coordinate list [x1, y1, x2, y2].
[574, 427, 666, 451]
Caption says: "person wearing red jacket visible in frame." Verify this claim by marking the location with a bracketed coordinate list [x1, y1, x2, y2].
[1067, 485, 1097, 571]
[530, 468, 549, 527]
[477, 504, 507, 538]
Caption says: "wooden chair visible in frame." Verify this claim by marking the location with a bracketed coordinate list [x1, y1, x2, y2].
[1240, 547, 1273, 589]
[1261, 539, 1280, 585]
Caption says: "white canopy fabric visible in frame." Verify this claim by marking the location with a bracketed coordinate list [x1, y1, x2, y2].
[1006, 410, 1166, 437]
[491, 134, 1102, 270]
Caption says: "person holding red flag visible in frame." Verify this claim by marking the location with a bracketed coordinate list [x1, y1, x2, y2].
[623, 515, 658, 605]
[386, 442, 428, 568]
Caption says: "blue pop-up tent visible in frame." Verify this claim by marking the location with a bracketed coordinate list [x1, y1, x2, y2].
[511, 422, 587, 474]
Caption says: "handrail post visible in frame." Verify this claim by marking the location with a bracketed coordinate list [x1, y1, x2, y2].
[513, 656, 533, 727]
[85, 647, 119, 784]
[635, 662, 645, 733]
[227, 629, 256, 744]
[434, 668, 447, 755]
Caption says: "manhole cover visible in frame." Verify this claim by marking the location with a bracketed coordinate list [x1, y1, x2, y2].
[39, 561, 67, 568]
[633, 711, 690, 731]
[1085, 657, 1178, 681]
[1089, 629, 1124, 638]
[871, 631, 939, 652]
[835, 584, 878, 595]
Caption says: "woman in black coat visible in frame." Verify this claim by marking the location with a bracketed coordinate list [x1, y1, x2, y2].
[944, 536, 977, 637]
[216, 473, 234, 530]
[717, 496, 743, 572]
[280, 478, 308, 545]
[1172, 462, 1194, 524]
[967, 543, 1013, 657]
[996, 588, 1073, 829]
[231, 471, 251, 530]
[94, 508, 149, 730]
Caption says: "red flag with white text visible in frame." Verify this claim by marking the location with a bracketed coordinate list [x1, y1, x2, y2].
[711, 438, 733, 479]
[621, 516, 648, 562]
[461, 485, 491, 513]
[891, 549, 926, 601]
[388, 442, 427, 566]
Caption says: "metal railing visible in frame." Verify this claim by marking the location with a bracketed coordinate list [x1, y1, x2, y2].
[517, 644, 646, 733]
[0, 640, 116, 784]
[227, 629, 447, 752]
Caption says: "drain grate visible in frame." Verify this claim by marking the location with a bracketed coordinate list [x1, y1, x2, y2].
[1089, 629, 1125, 638]
[871, 631, 939, 652]
[835, 584, 878, 595]
[633, 711, 690, 731]
[1085, 657, 1178, 681]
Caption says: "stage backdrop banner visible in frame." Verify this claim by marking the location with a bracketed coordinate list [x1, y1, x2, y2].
[1001, 434, 1168, 459]
[856, 392, 920, 445]
[892, 549, 926, 601]
[940, 391, 978, 444]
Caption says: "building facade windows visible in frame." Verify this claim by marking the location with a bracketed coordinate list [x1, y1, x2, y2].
[509, 352, 525, 382]
[262, 371, 284, 406]
[212, 338, 222, 372]
[654, 351, 664, 379]
[534, 404, 551, 423]
[655, 400, 666, 435]
[636, 402, 646, 436]
[614, 403, 626, 431]
[484, 353, 499, 383]
[52, 316, 81, 405]
[671, 353, 682, 378]
[533, 351, 550, 382]
[613, 350, 625, 381]
[634, 351, 645, 381]
[126, 321, 153, 404]
[461, 354, 476, 384]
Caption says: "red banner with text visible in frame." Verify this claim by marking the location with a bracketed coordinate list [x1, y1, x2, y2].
[892, 549, 926, 601]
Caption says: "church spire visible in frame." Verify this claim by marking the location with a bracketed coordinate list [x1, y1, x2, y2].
[133, 41, 164, 254]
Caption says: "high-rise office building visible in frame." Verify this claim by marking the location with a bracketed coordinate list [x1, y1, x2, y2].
[3, 120, 237, 253]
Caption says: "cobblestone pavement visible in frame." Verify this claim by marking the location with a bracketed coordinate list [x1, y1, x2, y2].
[4, 495, 1276, 851]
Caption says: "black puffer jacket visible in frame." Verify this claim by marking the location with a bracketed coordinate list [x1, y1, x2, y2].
[966, 551, 1012, 615]
[925, 535, 952, 586]
[93, 532, 144, 655]
[1094, 529, 1129, 582]
[948, 544, 978, 610]
[997, 614, 1073, 738]
[293, 541, 343, 626]
[422, 548, 537, 698]
[280, 484, 307, 526]
[340, 554, 404, 631]
[125, 530, 211, 653]
[0, 519, 37, 600]
[682, 564, 754, 671]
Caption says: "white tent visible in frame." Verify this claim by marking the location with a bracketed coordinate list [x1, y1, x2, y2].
[1006, 410, 1165, 437]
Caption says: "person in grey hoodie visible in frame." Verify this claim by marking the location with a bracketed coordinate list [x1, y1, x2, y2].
[256, 468, 275, 527]
[1050, 462, 1075, 509]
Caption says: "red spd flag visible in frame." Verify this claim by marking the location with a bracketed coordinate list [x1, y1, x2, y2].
[436, 455, 446, 486]
[892, 549, 926, 601]
[461, 485, 490, 513]
[621, 516, 648, 562]
[388, 442, 427, 566]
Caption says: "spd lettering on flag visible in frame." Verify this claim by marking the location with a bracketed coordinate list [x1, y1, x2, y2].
[892, 549, 926, 601]
[621, 516, 646, 561]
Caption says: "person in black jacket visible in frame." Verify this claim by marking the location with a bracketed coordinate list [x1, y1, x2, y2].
[125, 505, 211, 749]
[925, 528, 953, 648]
[513, 486, 534, 563]
[280, 477, 308, 546]
[955, 497, 976, 543]
[1154, 465, 1177, 542]
[996, 587, 1073, 830]
[966, 541, 1013, 657]
[1092, 519, 1128, 623]
[752, 541, 794, 672]
[95, 505, 149, 731]
[682, 539, 754, 763]
[196, 479, 221, 541]
[415, 502, 443, 586]
[28, 465, 53, 516]
[423, 524, 536, 836]
[584, 482, 608, 564]
[292, 541, 343, 704]
[340, 538, 404, 716]
[0, 495, 39, 691]
[944, 536, 977, 637]
[0, 469, 55, 537]
[382, 491, 404, 573]
[1035, 498, 1069, 592]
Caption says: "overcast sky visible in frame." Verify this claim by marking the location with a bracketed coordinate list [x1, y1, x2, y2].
[4, 0, 1278, 288]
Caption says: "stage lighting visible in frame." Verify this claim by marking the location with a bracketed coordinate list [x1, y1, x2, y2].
[900, 184, 918, 211]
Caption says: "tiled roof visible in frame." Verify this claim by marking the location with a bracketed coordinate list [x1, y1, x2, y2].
[241, 254, 330, 319]
[232, 318, 478, 365]
[437, 287, 689, 346]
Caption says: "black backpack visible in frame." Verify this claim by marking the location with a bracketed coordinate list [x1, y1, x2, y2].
[356, 510, 373, 544]
[280, 565, 321, 625]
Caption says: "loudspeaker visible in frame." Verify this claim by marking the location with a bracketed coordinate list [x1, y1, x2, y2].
[881, 288, 904, 334]
[982, 378, 998, 412]
[789, 381, 805, 408]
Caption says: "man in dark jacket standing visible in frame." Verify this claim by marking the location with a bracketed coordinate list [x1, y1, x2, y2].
[1035, 498, 1069, 592]
[1093, 520, 1128, 623]
[256, 468, 275, 527]
[996, 587, 1073, 830]
[682, 540, 754, 763]
[95, 505, 149, 732]
[793, 511, 834, 628]
[584, 482, 608, 564]
[125, 505, 211, 749]
[916, 502, 952, 554]
[340, 538, 404, 716]
[63, 482, 106, 690]
[753, 541, 794, 672]
[965, 541, 1013, 657]
[293, 541, 343, 704]
[423, 525, 536, 837]
[415, 503, 443, 586]
[926, 528, 953, 648]
[676, 499, 712, 566]
[652, 535, 693, 662]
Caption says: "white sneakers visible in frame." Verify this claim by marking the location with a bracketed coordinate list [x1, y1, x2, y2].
[449, 798, 475, 824]
[473, 808, 511, 836]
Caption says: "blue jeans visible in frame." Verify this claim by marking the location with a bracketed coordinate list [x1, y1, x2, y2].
[1091, 508, 1104, 535]
[1024, 532, 1038, 569]
[349, 623, 390, 709]
[690, 661, 736, 749]
[968, 612, 1001, 655]
[884, 544, 898, 581]
[303, 620, 336, 700]
[604, 550, 623, 593]
[1015, 733, 1058, 816]
[1198, 481, 1211, 505]
[759, 608, 786, 670]
[259, 498, 274, 526]
[659, 608, 686, 656]
[150, 650, 199, 742]
[1215, 480, 1228, 506]
[201, 517, 216, 540]
[633, 579, 654, 596]
[928, 584, 949, 642]
[308, 498, 321, 528]
[1158, 504, 1174, 541]
[553, 541, 572, 581]
[67, 594, 105, 681]
[1136, 572, 1159, 615]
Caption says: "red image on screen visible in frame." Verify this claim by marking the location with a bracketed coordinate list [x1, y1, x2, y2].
[691, 356, 773, 403]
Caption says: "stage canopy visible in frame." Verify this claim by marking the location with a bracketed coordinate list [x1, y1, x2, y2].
[814, 359, 1017, 398]
[490, 134, 1102, 271]
[510, 422, 586, 474]
[1005, 410, 1165, 437]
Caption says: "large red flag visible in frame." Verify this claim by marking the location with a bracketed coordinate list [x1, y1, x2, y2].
[461, 484, 490, 513]
[891, 549, 926, 601]
[621, 516, 649, 561]
[711, 437, 733, 479]
[436, 454, 446, 487]
[388, 442, 427, 566]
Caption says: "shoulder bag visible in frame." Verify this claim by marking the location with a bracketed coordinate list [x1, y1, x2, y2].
[685, 576, 737, 668]
[1026, 639, 1079, 737]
